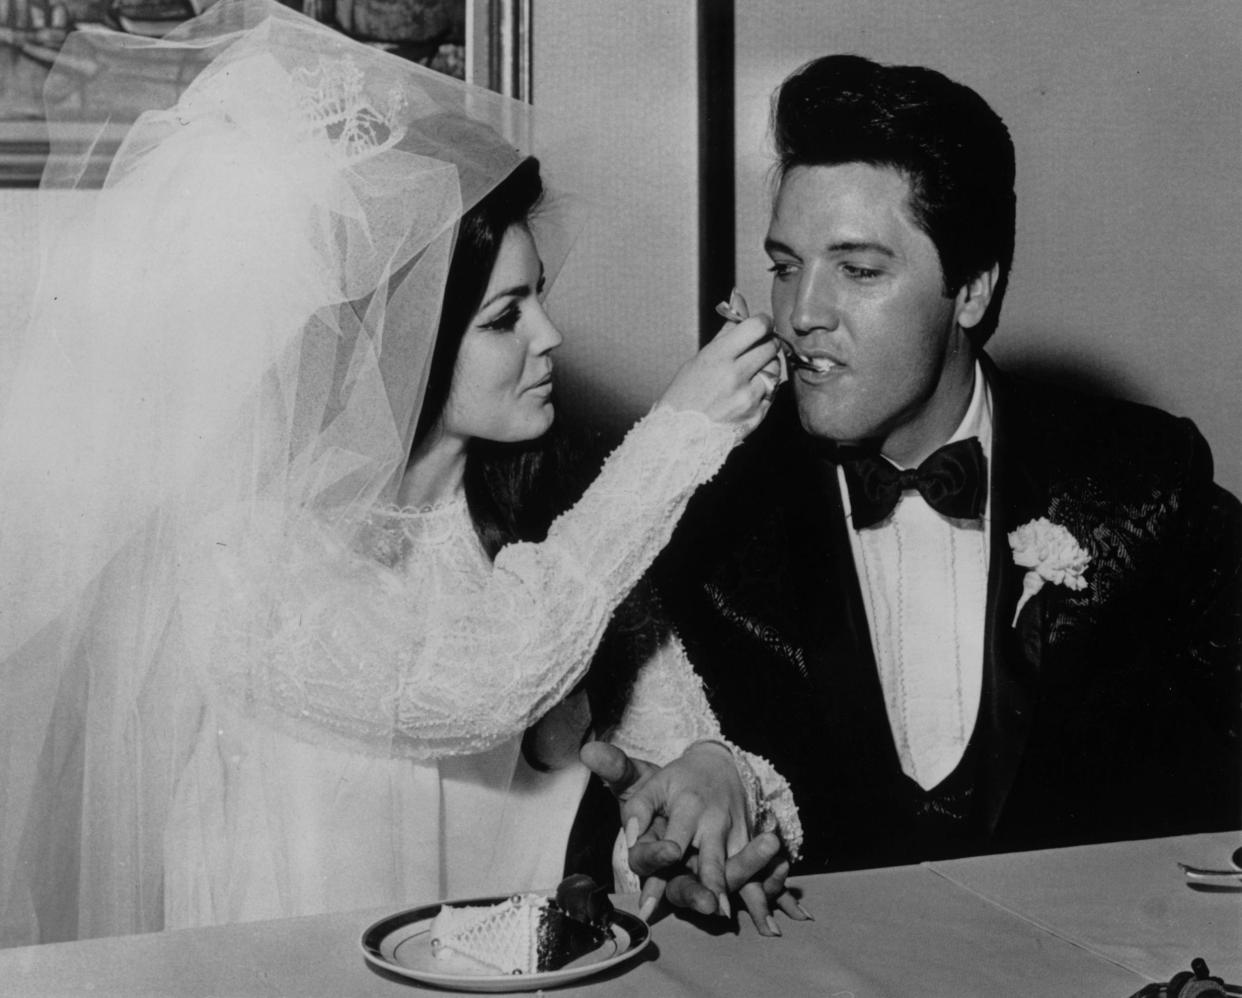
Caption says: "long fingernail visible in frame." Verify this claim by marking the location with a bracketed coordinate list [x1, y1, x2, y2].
[717, 893, 732, 919]
[765, 915, 782, 937]
[624, 817, 640, 848]
[638, 897, 657, 923]
[795, 902, 814, 921]
[714, 288, 748, 323]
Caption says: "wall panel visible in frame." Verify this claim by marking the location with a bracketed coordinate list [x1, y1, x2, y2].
[532, 1, 702, 436]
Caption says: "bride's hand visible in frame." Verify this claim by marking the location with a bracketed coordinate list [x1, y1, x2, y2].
[580, 740, 805, 935]
[581, 741, 745, 909]
[638, 819, 801, 937]
[657, 314, 779, 438]
[615, 741, 750, 905]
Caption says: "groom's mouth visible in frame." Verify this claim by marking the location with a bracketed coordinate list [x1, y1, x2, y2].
[781, 343, 843, 375]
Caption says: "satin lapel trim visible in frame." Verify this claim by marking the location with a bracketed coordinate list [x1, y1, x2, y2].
[980, 359, 1048, 833]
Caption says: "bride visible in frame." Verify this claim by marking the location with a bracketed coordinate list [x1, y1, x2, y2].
[0, 0, 795, 944]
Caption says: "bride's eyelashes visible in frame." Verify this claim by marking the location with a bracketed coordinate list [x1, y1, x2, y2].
[479, 278, 546, 334]
[478, 272, 545, 334]
[481, 302, 522, 332]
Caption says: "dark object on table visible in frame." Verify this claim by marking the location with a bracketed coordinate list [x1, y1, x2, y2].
[1129, 958, 1241, 997]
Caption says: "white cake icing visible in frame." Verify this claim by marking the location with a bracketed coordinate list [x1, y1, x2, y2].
[429, 894, 551, 975]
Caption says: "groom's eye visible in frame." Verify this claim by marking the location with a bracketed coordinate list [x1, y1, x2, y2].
[841, 263, 883, 281]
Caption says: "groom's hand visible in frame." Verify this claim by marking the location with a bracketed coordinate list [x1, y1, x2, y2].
[632, 815, 791, 936]
[579, 741, 803, 936]
[581, 741, 738, 913]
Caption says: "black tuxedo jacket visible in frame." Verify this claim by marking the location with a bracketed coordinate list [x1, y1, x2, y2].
[653, 356, 1241, 872]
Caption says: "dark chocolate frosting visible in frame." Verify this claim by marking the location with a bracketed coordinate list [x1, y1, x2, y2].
[554, 874, 613, 927]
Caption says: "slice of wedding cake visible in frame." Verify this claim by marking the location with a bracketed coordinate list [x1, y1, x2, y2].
[429, 874, 613, 975]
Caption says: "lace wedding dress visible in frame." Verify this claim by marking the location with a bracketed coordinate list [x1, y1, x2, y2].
[0, 0, 798, 944]
[165, 405, 766, 926]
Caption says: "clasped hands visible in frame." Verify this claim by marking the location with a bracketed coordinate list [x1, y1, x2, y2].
[579, 740, 808, 937]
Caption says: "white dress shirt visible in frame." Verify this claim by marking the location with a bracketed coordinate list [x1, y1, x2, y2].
[837, 363, 993, 790]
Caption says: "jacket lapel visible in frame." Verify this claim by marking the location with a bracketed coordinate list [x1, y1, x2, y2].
[977, 356, 1049, 832]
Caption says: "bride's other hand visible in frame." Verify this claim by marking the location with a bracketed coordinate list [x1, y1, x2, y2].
[661, 829, 800, 937]
[580, 740, 802, 934]
[657, 314, 778, 437]
[619, 741, 749, 911]
[619, 742, 799, 936]
[581, 741, 747, 901]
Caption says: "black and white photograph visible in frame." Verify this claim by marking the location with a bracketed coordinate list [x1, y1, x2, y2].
[0, 2, 1238, 995]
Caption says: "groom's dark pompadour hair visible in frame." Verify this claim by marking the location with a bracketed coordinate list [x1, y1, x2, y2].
[772, 54, 1016, 345]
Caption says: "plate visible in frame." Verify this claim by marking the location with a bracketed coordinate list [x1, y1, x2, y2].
[360, 894, 651, 993]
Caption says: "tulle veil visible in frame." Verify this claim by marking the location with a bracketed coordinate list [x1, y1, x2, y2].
[0, 0, 556, 945]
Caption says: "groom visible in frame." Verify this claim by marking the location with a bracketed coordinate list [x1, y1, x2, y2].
[595, 54, 1240, 880]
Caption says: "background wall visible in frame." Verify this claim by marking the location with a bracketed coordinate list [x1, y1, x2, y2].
[532, 1, 702, 440]
[0, 189, 37, 377]
[734, 0, 1241, 494]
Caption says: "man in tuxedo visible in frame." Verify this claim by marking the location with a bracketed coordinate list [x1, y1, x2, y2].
[614, 54, 1240, 880]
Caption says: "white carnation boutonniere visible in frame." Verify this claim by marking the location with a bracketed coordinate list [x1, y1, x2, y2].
[1008, 517, 1091, 626]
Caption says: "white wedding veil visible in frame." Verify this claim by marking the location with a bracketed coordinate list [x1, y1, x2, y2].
[0, 0, 545, 945]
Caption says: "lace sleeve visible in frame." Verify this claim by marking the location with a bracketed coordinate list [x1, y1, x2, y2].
[182, 405, 736, 758]
[608, 633, 804, 861]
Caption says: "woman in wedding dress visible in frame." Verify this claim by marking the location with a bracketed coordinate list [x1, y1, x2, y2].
[0, 0, 796, 945]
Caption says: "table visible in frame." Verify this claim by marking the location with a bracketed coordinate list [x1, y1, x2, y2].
[1, 831, 1237, 997]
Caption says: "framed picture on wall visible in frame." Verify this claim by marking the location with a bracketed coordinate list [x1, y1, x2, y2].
[0, 0, 529, 185]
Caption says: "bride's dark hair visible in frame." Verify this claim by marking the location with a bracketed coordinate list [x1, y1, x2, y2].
[412, 155, 574, 556]
[413, 156, 664, 799]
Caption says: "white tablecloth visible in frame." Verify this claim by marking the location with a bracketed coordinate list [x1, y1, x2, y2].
[0, 831, 1237, 997]
[928, 832, 1241, 985]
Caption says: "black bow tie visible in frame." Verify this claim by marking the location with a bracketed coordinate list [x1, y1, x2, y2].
[841, 437, 987, 529]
